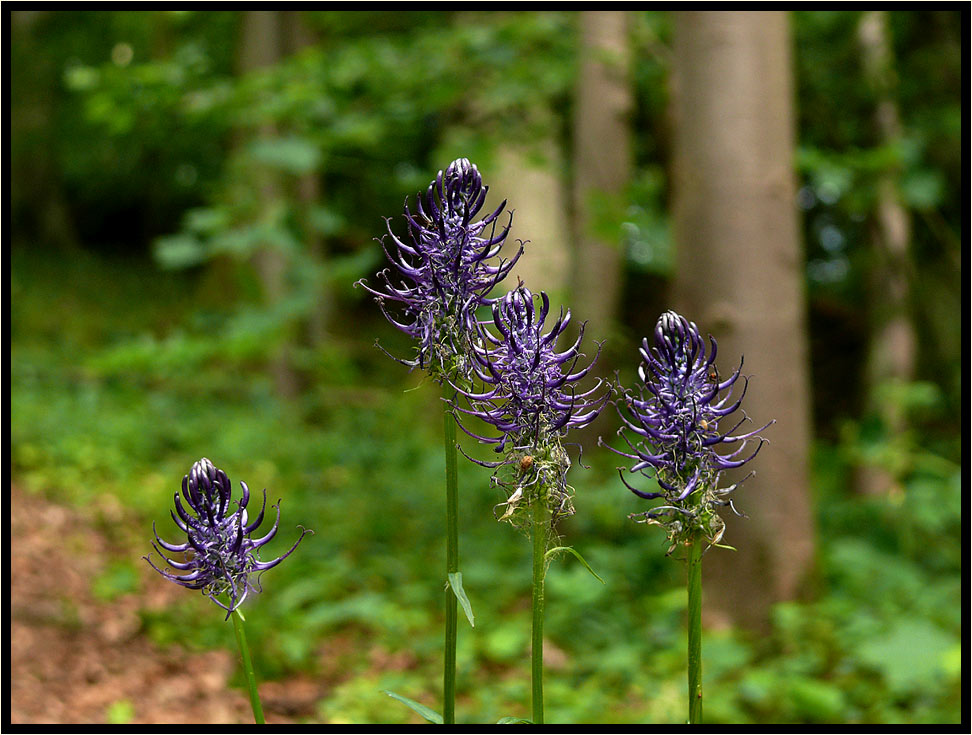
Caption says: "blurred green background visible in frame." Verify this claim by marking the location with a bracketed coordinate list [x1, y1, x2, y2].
[9, 10, 963, 725]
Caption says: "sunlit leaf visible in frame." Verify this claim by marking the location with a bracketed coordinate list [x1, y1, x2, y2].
[446, 572, 475, 628]
[382, 690, 443, 724]
[545, 546, 605, 584]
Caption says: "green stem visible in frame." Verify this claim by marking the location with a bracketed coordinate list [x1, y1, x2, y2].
[232, 609, 266, 725]
[443, 388, 459, 725]
[687, 537, 703, 725]
[531, 496, 548, 725]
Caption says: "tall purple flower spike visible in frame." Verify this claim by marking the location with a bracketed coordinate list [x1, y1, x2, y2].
[144, 458, 312, 619]
[356, 158, 523, 379]
[450, 285, 609, 525]
[601, 311, 774, 548]
[451, 286, 608, 456]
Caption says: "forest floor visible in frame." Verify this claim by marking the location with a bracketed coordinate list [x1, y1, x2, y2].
[9, 484, 323, 725]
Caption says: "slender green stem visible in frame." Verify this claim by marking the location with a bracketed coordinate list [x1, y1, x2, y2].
[443, 387, 459, 725]
[687, 537, 703, 724]
[232, 609, 266, 725]
[531, 496, 548, 725]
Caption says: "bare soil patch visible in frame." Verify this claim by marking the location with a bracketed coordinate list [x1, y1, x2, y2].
[9, 485, 322, 725]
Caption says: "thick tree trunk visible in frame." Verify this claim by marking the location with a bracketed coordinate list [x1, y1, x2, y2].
[238, 11, 299, 399]
[671, 11, 815, 630]
[856, 10, 916, 496]
[571, 10, 633, 361]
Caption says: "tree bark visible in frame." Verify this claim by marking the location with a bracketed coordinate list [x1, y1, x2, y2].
[489, 143, 572, 312]
[238, 11, 299, 399]
[856, 10, 916, 496]
[281, 11, 333, 346]
[671, 10, 815, 630]
[570, 10, 633, 362]
[11, 11, 79, 251]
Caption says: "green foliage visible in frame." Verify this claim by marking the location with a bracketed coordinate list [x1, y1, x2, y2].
[12, 246, 960, 723]
[620, 166, 673, 276]
[48, 11, 586, 402]
[446, 573, 476, 628]
[106, 699, 136, 725]
[382, 690, 443, 724]
[545, 546, 605, 585]
[10, 9, 963, 726]
[793, 10, 962, 429]
[92, 562, 141, 602]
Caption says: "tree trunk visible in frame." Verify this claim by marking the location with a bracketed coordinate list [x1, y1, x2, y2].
[489, 143, 572, 312]
[570, 10, 633, 364]
[281, 11, 332, 346]
[671, 10, 815, 630]
[856, 10, 916, 496]
[11, 11, 79, 251]
[238, 10, 299, 399]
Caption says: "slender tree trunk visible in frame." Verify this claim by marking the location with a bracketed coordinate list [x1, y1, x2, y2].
[11, 11, 79, 251]
[453, 12, 570, 312]
[490, 143, 572, 310]
[671, 10, 815, 630]
[281, 11, 333, 346]
[571, 10, 633, 361]
[856, 10, 916, 496]
[238, 11, 299, 399]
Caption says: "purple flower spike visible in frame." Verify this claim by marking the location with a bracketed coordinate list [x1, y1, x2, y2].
[452, 286, 609, 524]
[600, 311, 774, 551]
[356, 158, 523, 380]
[145, 458, 312, 619]
[454, 286, 607, 450]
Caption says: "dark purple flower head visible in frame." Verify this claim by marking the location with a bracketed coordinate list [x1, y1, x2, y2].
[453, 286, 607, 452]
[144, 458, 312, 619]
[452, 286, 609, 524]
[356, 158, 522, 380]
[601, 311, 774, 550]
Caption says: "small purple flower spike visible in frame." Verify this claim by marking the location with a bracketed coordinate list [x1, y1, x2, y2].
[451, 285, 609, 524]
[144, 458, 312, 619]
[601, 311, 774, 550]
[356, 158, 523, 380]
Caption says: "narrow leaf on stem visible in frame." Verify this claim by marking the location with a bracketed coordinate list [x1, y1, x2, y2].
[545, 545, 605, 584]
[447, 572, 475, 627]
[382, 690, 444, 724]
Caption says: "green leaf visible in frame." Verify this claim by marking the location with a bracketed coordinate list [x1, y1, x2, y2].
[446, 572, 475, 627]
[184, 206, 231, 235]
[308, 205, 346, 237]
[64, 64, 100, 92]
[247, 135, 321, 176]
[382, 690, 443, 724]
[854, 619, 956, 693]
[153, 233, 207, 270]
[545, 546, 605, 584]
[785, 676, 846, 722]
[106, 699, 135, 725]
[327, 249, 382, 288]
[901, 169, 945, 210]
[92, 562, 139, 602]
[497, 716, 533, 724]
